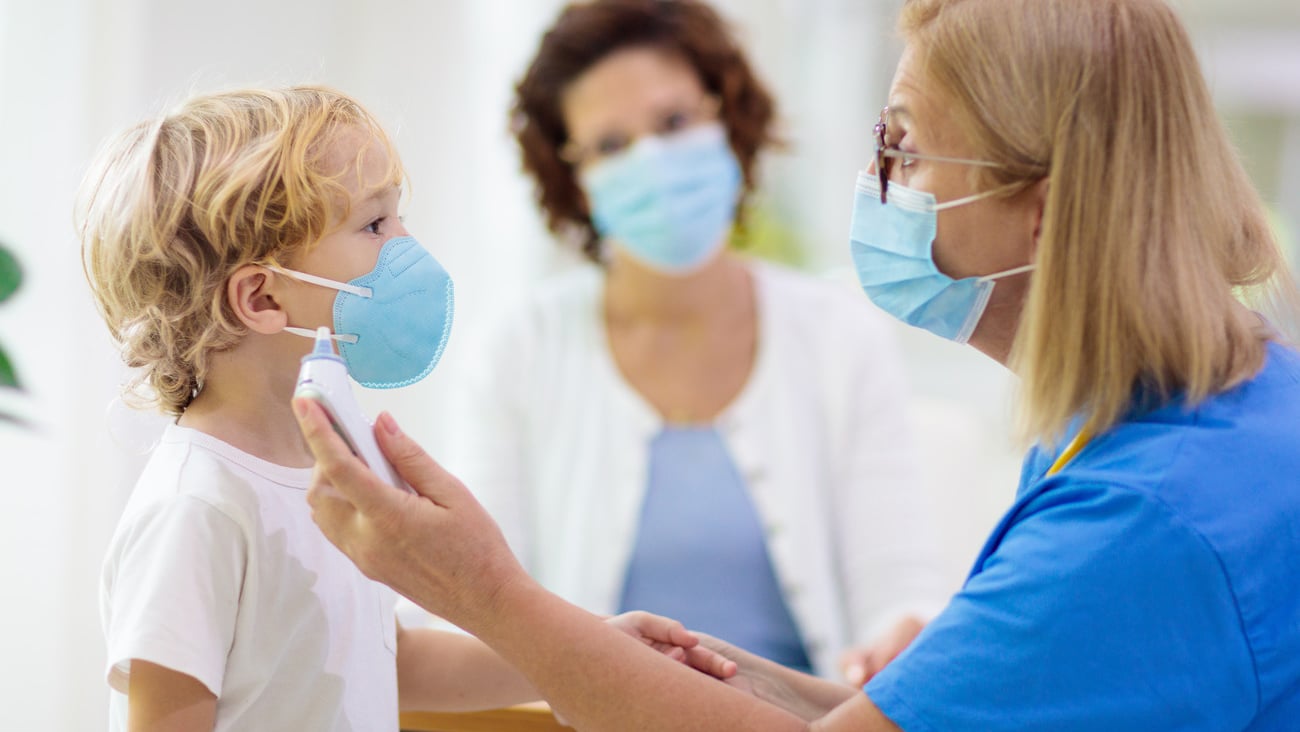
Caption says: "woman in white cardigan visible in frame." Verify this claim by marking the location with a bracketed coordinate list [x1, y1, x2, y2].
[447, 0, 948, 683]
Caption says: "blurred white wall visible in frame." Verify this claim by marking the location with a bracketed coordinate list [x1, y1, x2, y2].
[0, 0, 1295, 728]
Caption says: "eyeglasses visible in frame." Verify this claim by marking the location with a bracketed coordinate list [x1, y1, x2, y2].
[561, 95, 722, 168]
[873, 106, 1002, 204]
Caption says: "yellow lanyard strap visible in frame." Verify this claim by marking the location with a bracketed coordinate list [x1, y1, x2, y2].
[1046, 429, 1093, 476]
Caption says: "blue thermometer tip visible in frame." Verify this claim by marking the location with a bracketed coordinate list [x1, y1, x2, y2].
[312, 326, 337, 357]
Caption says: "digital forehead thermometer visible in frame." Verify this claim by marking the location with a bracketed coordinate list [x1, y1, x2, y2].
[294, 326, 410, 492]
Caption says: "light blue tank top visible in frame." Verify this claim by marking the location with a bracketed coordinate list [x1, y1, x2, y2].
[618, 425, 812, 672]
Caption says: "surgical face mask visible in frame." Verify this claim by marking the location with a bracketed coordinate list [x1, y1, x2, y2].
[849, 170, 1033, 344]
[580, 122, 742, 274]
[272, 235, 454, 388]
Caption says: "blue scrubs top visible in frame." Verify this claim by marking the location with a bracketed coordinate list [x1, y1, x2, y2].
[867, 341, 1300, 731]
[618, 425, 812, 672]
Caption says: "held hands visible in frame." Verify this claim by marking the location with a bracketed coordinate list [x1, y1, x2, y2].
[691, 633, 834, 722]
[605, 611, 737, 681]
[541, 613, 735, 730]
[839, 616, 926, 687]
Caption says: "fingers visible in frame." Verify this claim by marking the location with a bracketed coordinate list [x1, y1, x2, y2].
[295, 399, 422, 569]
[607, 611, 737, 678]
[373, 411, 458, 507]
[647, 640, 736, 680]
[682, 645, 738, 680]
[840, 617, 926, 686]
[294, 398, 385, 514]
[614, 610, 700, 649]
[664, 620, 700, 649]
[294, 397, 363, 477]
[843, 663, 867, 688]
[839, 647, 883, 687]
[649, 641, 687, 662]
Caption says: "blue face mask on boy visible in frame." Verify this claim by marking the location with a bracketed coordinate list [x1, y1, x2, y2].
[581, 122, 741, 273]
[849, 170, 1033, 344]
[273, 236, 454, 389]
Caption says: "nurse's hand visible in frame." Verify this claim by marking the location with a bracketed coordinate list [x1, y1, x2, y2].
[294, 397, 531, 629]
[839, 616, 926, 687]
[294, 398, 736, 680]
[695, 633, 860, 722]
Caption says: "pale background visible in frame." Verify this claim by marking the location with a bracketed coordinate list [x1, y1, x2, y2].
[0, 0, 1297, 728]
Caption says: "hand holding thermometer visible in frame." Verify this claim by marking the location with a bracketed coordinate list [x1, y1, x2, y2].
[294, 326, 411, 492]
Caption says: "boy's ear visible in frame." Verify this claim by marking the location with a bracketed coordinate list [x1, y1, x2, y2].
[227, 265, 288, 335]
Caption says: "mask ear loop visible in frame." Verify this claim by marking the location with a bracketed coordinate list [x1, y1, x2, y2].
[262, 264, 365, 345]
[976, 263, 1036, 283]
[930, 181, 1025, 212]
[930, 179, 1036, 282]
[264, 265, 372, 298]
[952, 264, 1034, 344]
[283, 326, 358, 345]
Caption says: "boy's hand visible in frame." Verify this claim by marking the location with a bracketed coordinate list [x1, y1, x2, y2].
[605, 611, 737, 681]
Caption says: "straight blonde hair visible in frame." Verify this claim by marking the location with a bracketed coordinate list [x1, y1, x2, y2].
[901, 0, 1300, 443]
[77, 86, 403, 415]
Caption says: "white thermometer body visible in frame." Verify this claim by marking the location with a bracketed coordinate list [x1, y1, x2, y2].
[294, 327, 409, 492]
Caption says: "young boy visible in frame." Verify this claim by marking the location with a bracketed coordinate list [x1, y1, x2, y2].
[79, 86, 725, 731]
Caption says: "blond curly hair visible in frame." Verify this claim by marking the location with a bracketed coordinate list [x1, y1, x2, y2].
[77, 86, 402, 415]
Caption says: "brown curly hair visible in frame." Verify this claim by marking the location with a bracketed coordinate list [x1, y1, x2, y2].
[77, 86, 402, 415]
[511, 0, 780, 263]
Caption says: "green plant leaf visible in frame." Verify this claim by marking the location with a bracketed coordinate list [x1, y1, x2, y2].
[0, 346, 18, 389]
[0, 244, 21, 303]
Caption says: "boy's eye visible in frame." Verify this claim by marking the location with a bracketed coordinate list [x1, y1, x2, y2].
[365, 217, 385, 235]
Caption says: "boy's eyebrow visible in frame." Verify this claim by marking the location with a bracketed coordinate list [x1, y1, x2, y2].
[360, 184, 402, 206]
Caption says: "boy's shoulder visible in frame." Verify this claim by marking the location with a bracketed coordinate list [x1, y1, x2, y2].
[117, 425, 312, 533]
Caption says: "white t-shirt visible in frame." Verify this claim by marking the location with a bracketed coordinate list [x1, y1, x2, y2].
[101, 424, 399, 732]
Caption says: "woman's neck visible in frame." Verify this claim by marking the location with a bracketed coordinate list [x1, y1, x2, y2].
[968, 271, 1033, 368]
[603, 249, 748, 324]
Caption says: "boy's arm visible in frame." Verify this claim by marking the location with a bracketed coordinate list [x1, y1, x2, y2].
[127, 659, 217, 732]
[397, 623, 539, 712]
[397, 612, 738, 712]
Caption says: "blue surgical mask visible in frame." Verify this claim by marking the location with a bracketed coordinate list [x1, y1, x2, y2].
[849, 170, 1033, 343]
[273, 236, 454, 388]
[581, 122, 741, 274]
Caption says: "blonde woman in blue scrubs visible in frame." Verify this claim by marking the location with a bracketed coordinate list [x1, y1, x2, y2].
[297, 0, 1300, 729]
